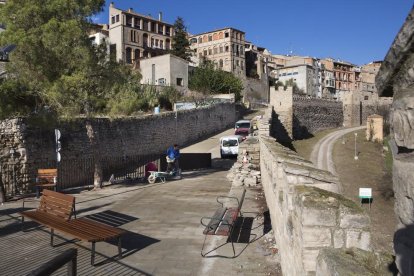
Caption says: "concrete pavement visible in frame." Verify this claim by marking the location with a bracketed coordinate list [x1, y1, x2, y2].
[0, 128, 280, 275]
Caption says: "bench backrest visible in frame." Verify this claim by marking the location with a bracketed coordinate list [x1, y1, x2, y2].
[38, 190, 75, 221]
[37, 168, 58, 184]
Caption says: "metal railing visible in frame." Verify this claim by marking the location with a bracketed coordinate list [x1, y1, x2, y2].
[1, 154, 161, 198]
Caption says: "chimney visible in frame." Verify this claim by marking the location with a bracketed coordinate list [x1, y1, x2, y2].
[128, 7, 133, 13]
[159, 12, 163, 21]
[110, 2, 114, 8]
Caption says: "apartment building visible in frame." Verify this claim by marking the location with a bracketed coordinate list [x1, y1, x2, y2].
[108, 2, 174, 64]
[189, 28, 246, 78]
[360, 61, 381, 93]
[276, 64, 314, 95]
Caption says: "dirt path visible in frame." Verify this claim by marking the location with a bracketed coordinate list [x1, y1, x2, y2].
[307, 127, 395, 253]
[310, 126, 366, 174]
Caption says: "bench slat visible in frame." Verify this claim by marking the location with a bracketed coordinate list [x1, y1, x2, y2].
[215, 208, 239, 236]
[203, 208, 226, 235]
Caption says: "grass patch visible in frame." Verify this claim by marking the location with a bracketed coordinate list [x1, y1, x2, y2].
[293, 128, 337, 160]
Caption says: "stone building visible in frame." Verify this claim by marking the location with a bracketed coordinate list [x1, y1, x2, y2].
[276, 64, 314, 95]
[139, 54, 188, 92]
[188, 27, 246, 78]
[376, 7, 414, 275]
[360, 61, 381, 93]
[108, 2, 174, 64]
[320, 58, 359, 100]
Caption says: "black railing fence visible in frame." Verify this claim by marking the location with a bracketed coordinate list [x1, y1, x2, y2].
[0, 154, 161, 198]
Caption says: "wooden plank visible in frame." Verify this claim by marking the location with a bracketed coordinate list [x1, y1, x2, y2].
[215, 208, 239, 236]
[38, 169, 57, 174]
[42, 190, 74, 203]
[203, 208, 226, 235]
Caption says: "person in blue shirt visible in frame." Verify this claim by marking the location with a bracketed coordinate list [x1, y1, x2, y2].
[166, 144, 180, 174]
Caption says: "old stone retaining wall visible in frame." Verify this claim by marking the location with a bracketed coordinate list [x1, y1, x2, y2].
[343, 91, 392, 128]
[0, 103, 235, 194]
[269, 86, 343, 141]
[292, 96, 343, 139]
[259, 136, 371, 275]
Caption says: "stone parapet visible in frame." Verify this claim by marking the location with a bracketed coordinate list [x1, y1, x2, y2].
[316, 248, 394, 276]
[260, 136, 371, 275]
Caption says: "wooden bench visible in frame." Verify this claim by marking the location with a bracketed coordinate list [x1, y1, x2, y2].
[200, 189, 246, 257]
[35, 169, 58, 198]
[20, 190, 126, 265]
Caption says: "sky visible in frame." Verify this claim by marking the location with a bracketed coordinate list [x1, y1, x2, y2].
[93, 0, 413, 65]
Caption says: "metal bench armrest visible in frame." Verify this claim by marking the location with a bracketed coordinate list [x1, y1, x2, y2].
[200, 216, 223, 227]
[216, 196, 239, 207]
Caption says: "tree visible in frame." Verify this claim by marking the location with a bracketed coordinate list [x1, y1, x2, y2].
[170, 17, 192, 61]
[0, 0, 135, 189]
[189, 61, 243, 101]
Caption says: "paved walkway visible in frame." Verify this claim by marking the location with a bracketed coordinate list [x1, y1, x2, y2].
[310, 126, 366, 174]
[0, 130, 279, 275]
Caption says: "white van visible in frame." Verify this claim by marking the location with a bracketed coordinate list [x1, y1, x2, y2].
[220, 135, 243, 158]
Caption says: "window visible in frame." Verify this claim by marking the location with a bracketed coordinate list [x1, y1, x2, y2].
[151, 38, 155, 47]
[203, 49, 207, 56]
[225, 32, 229, 38]
[208, 49, 212, 55]
[199, 53, 202, 58]
[111, 16, 115, 24]
[364, 96, 369, 100]
[236, 60, 239, 66]
[115, 15, 119, 22]
[208, 35, 212, 42]
[241, 61, 244, 70]
[225, 46, 229, 52]
[176, 78, 183, 86]
[155, 39, 159, 47]
[198, 37, 202, 43]
[293, 72, 298, 75]
[160, 40, 164, 49]
[219, 47, 223, 53]
[213, 47, 218, 54]
[219, 59, 223, 68]
[158, 78, 166, 85]
[126, 47, 132, 64]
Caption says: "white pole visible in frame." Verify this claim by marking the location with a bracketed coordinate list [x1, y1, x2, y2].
[354, 133, 358, 160]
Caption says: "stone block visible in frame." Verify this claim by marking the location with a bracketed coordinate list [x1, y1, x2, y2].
[302, 249, 320, 273]
[333, 229, 344, 248]
[339, 205, 370, 229]
[298, 176, 314, 184]
[286, 175, 298, 184]
[346, 230, 371, 250]
[301, 208, 336, 227]
[244, 177, 257, 186]
[302, 227, 332, 247]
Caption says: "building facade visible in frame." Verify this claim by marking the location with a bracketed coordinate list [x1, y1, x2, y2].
[108, 3, 174, 64]
[276, 64, 314, 95]
[140, 54, 188, 92]
[189, 28, 246, 78]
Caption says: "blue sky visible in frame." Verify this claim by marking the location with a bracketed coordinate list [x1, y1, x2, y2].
[94, 0, 413, 65]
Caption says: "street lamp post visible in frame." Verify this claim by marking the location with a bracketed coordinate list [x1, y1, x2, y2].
[354, 133, 358, 160]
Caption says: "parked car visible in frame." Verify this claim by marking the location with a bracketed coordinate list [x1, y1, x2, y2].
[234, 119, 251, 137]
[220, 135, 243, 158]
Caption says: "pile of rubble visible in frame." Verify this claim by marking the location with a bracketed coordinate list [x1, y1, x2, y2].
[226, 136, 261, 187]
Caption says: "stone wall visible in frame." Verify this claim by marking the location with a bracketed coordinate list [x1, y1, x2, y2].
[376, 7, 414, 275]
[343, 91, 392, 128]
[0, 103, 235, 194]
[292, 96, 343, 139]
[243, 76, 270, 104]
[269, 86, 343, 141]
[259, 136, 370, 275]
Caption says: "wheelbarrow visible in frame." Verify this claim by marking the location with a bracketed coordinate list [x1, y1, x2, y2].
[147, 169, 181, 184]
